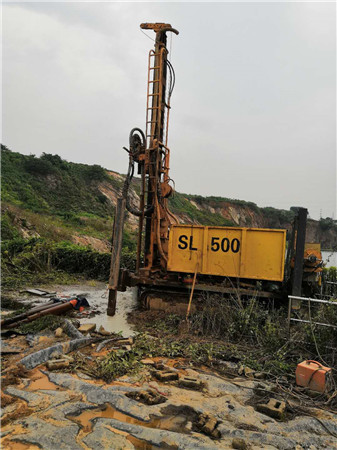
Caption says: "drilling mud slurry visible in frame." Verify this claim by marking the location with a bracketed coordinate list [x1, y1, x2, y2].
[68, 403, 189, 434]
[68, 404, 190, 449]
[26, 370, 60, 391]
[45, 283, 137, 336]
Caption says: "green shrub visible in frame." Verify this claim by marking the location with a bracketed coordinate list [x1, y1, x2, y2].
[319, 217, 336, 231]
[24, 155, 56, 175]
[1, 211, 20, 240]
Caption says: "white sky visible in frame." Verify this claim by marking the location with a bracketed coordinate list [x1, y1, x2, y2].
[2, 1, 336, 219]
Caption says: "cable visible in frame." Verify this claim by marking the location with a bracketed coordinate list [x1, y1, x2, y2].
[140, 28, 155, 42]
[122, 128, 153, 217]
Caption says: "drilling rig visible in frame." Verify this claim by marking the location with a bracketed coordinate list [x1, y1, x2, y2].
[107, 23, 322, 316]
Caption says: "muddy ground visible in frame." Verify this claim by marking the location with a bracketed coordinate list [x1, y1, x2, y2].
[1, 283, 337, 449]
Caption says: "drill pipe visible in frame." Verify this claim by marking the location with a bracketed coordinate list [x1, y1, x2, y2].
[3, 302, 74, 330]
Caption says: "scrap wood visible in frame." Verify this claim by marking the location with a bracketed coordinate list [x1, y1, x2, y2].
[24, 289, 56, 297]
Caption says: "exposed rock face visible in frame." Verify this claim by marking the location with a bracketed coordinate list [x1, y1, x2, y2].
[71, 235, 110, 253]
[306, 219, 337, 249]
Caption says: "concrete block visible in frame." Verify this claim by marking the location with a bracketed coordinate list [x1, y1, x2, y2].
[78, 323, 96, 334]
[126, 389, 166, 405]
[153, 370, 179, 382]
[196, 413, 220, 438]
[178, 376, 203, 390]
[257, 398, 286, 420]
[140, 359, 155, 366]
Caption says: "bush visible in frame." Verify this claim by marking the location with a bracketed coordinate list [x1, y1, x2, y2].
[2, 237, 136, 284]
[85, 164, 106, 181]
[24, 155, 56, 175]
[1, 212, 20, 240]
[319, 217, 336, 231]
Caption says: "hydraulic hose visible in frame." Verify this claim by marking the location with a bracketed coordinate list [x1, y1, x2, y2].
[123, 128, 153, 217]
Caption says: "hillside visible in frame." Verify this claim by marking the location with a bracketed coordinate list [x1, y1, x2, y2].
[2, 145, 336, 252]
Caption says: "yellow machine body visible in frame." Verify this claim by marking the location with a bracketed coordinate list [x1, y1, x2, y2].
[167, 225, 286, 282]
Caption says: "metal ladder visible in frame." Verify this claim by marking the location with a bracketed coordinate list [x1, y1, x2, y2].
[145, 48, 166, 149]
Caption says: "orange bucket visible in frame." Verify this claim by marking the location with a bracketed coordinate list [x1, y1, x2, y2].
[296, 360, 332, 393]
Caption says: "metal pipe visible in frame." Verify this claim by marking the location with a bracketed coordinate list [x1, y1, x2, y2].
[289, 295, 337, 305]
[290, 318, 337, 329]
[1, 301, 61, 327]
[3, 302, 74, 330]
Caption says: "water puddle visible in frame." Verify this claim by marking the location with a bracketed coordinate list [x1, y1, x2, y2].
[68, 403, 190, 434]
[50, 284, 137, 336]
[27, 370, 59, 391]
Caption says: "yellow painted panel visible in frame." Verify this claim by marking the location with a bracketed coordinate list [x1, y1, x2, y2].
[167, 225, 204, 273]
[204, 227, 242, 277]
[243, 230, 285, 281]
[167, 225, 286, 282]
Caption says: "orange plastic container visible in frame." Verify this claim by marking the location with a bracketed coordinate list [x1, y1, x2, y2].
[296, 360, 331, 393]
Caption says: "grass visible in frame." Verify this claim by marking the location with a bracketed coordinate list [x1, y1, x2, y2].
[123, 294, 337, 383]
[16, 315, 66, 334]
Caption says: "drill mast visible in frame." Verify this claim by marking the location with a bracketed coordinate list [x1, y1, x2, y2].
[107, 23, 178, 315]
[137, 23, 179, 272]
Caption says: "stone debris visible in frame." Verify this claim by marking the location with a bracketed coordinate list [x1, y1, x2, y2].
[238, 365, 255, 378]
[54, 327, 63, 338]
[257, 398, 286, 420]
[195, 412, 221, 439]
[46, 357, 74, 371]
[253, 372, 266, 380]
[140, 358, 155, 366]
[116, 337, 133, 346]
[78, 323, 96, 334]
[121, 344, 132, 351]
[63, 320, 84, 339]
[232, 437, 249, 449]
[20, 337, 93, 369]
[97, 325, 111, 336]
[178, 376, 204, 390]
[153, 361, 166, 370]
[153, 369, 179, 382]
[126, 389, 167, 405]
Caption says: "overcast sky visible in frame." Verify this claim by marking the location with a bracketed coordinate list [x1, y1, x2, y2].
[2, 2, 336, 220]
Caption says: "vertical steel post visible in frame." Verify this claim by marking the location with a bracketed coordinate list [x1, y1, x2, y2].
[107, 197, 126, 316]
[291, 207, 308, 309]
